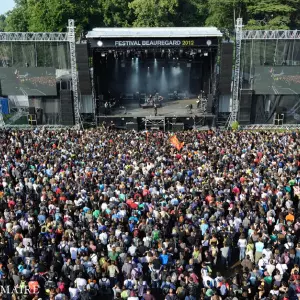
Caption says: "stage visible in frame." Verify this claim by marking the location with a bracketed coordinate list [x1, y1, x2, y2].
[104, 98, 210, 117]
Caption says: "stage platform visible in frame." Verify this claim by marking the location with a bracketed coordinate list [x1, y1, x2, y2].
[106, 98, 210, 118]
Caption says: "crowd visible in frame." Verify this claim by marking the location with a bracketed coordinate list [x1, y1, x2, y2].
[0, 127, 299, 300]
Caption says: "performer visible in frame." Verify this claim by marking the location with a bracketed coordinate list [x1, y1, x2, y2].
[104, 101, 109, 115]
[154, 104, 158, 116]
[196, 95, 201, 108]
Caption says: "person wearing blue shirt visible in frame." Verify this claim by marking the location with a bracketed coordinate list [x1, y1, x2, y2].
[200, 220, 209, 235]
[160, 250, 169, 265]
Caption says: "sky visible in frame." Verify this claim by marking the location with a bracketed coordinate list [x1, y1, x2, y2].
[0, 0, 15, 15]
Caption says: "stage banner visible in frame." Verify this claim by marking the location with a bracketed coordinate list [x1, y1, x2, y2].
[170, 135, 184, 151]
[0, 98, 9, 115]
[90, 37, 219, 48]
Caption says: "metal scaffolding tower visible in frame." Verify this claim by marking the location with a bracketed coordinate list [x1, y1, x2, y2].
[228, 18, 243, 127]
[67, 19, 81, 128]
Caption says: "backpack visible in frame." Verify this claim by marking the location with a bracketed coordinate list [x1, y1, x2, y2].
[188, 283, 198, 296]
[163, 283, 170, 295]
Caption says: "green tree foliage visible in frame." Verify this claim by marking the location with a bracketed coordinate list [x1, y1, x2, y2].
[129, 0, 179, 27]
[0, 15, 6, 32]
[2, 0, 300, 32]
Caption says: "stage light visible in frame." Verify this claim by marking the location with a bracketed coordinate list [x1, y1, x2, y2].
[97, 41, 103, 47]
[101, 53, 106, 57]
[198, 49, 202, 53]
[204, 52, 208, 56]
[206, 40, 212, 46]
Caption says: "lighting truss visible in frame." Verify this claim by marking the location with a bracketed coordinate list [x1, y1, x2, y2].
[242, 30, 300, 40]
[0, 32, 68, 42]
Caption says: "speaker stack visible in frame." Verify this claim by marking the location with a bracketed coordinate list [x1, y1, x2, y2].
[60, 90, 75, 125]
[172, 123, 184, 132]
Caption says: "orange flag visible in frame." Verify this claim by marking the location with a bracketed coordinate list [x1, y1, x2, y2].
[169, 135, 184, 151]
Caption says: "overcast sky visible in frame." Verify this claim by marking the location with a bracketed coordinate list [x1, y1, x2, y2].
[0, 0, 15, 15]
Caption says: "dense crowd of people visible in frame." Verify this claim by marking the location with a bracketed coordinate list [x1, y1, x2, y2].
[0, 128, 299, 300]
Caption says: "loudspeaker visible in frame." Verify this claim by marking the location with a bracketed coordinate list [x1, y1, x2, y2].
[126, 122, 138, 131]
[28, 107, 36, 115]
[238, 89, 253, 124]
[60, 90, 75, 126]
[76, 44, 92, 95]
[207, 94, 214, 113]
[172, 123, 184, 132]
[36, 109, 43, 125]
[219, 43, 234, 94]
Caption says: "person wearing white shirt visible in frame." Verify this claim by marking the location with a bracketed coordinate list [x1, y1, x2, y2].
[276, 261, 288, 275]
[265, 261, 276, 277]
[128, 245, 137, 256]
[74, 275, 87, 292]
[99, 231, 108, 245]
[238, 234, 247, 261]
[262, 247, 272, 261]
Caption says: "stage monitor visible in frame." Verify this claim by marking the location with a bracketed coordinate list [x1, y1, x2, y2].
[253, 66, 300, 95]
[0, 67, 57, 96]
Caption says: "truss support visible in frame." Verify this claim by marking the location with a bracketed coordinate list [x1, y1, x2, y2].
[240, 124, 300, 130]
[67, 20, 81, 129]
[0, 32, 68, 42]
[228, 18, 243, 128]
[242, 30, 300, 40]
[144, 116, 165, 131]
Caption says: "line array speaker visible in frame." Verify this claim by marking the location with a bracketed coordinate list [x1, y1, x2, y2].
[238, 89, 253, 124]
[75, 44, 92, 95]
[207, 94, 214, 114]
[60, 90, 75, 126]
[219, 43, 233, 94]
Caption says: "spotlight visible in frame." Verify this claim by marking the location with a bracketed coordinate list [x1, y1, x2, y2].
[97, 41, 103, 47]
[206, 40, 212, 46]
[101, 53, 106, 57]
[204, 52, 209, 56]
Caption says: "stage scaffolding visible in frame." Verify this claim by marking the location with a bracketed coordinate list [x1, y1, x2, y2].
[228, 19, 300, 128]
[0, 20, 80, 129]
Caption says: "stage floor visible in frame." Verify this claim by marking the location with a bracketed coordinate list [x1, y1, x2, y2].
[105, 98, 211, 117]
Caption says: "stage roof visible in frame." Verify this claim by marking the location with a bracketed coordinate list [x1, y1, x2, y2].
[86, 27, 223, 39]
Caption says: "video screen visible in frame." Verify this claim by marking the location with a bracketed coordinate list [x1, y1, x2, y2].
[253, 66, 300, 95]
[0, 67, 57, 96]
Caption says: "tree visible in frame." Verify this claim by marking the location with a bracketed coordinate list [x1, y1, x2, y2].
[129, 0, 178, 27]
[205, 0, 248, 32]
[173, 0, 208, 27]
[101, 0, 134, 27]
[246, 0, 297, 29]
[0, 15, 6, 32]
